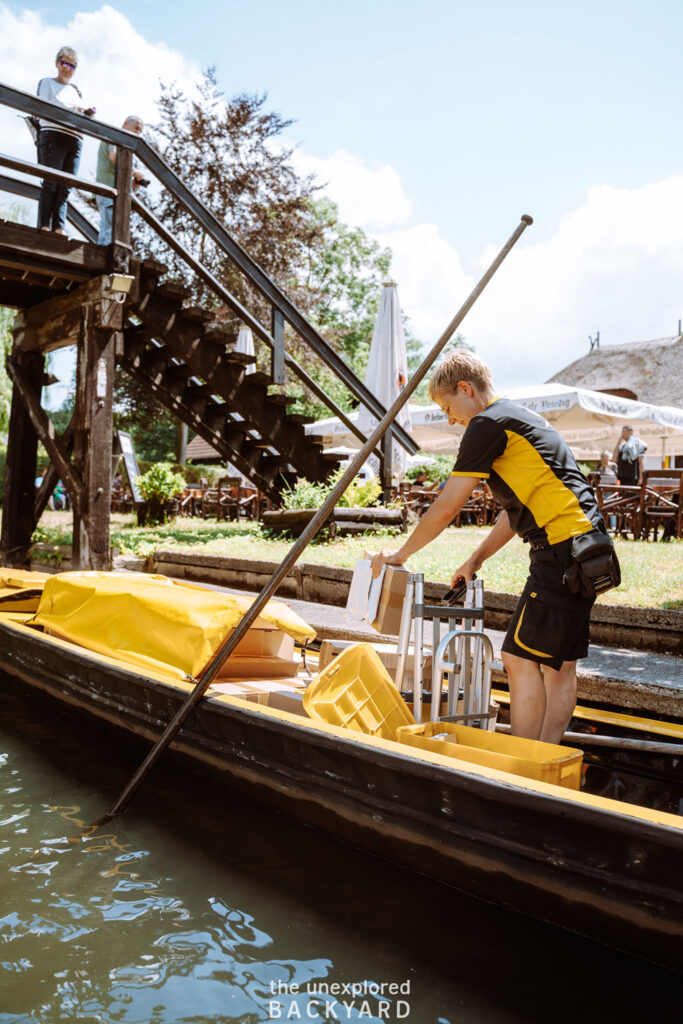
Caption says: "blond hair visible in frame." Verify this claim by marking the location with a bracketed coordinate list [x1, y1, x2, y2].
[56, 46, 78, 67]
[429, 350, 494, 400]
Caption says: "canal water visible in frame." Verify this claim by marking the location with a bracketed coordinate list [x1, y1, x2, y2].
[0, 679, 679, 1024]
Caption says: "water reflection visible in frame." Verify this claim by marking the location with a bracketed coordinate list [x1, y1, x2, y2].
[0, 679, 679, 1024]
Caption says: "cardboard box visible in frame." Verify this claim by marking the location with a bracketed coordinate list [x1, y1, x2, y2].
[231, 625, 295, 660]
[369, 565, 411, 636]
[210, 678, 309, 717]
[216, 654, 300, 680]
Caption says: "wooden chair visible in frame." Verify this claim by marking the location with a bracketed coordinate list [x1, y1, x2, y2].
[594, 483, 642, 540]
[638, 470, 683, 541]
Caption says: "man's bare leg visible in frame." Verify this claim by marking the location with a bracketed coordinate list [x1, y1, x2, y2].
[501, 651, 546, 740]
[539, 661, 577, 744]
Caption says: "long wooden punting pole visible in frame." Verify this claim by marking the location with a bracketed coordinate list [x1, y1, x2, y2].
[97, 213, 533, 824]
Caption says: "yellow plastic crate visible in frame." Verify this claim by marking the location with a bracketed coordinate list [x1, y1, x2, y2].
[303, 642, 416, 740]
[396, 721, 583, 790]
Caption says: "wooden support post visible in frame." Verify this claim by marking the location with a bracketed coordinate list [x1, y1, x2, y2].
[111, 146, 133, 274]
[271, 306, 285, 385]
[381, 429, 393, 505]
[177, 421, 188, 465]
[72, 305, 117, 570]
[33, 417, 75, 522]
[6, 359, 84, 511]
[0, 347, 44, 566]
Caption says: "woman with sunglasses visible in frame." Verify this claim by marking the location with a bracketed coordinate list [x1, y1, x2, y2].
[36, 46, 91, 235]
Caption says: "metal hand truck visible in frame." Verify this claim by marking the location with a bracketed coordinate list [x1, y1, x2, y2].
[394, 574, 495, 728]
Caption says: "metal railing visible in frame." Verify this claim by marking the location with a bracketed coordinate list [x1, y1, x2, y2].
[0, 82, 418, 471]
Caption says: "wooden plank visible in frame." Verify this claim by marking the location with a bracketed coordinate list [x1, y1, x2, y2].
[0, 150, 116, 199]
[0, 349, 44, 566]
[0, 220, 106, 278]
[111, 146, 133, 275]
[14, 274, 129, 353]
[6, 356, 84, 512]
[33, 418, 75, 522]
[271, 306, 285, 385]
[72, 305, 116, 569]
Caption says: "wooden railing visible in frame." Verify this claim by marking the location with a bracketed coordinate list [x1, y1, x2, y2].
[0, 82, 418, 481]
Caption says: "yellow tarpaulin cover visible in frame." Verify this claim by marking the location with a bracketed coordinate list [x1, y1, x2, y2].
[0, 568, 50, 612]
[32, 571, 316, 678]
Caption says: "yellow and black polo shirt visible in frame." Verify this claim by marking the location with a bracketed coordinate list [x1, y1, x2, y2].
[451, 397, 602, 547]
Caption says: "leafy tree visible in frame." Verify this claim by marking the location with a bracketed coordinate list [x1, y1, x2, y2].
[119, 71, 423, 431]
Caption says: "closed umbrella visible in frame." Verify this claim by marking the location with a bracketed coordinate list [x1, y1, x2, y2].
[235, 325, 255, 375]
[357, 282, 412, 479]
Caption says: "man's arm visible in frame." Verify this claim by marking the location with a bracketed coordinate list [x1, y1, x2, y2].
[370, 475, 478, 576]
[450, 509, 516, 585]
[612, 441, 621, 462]
[637, 454, 644, 485]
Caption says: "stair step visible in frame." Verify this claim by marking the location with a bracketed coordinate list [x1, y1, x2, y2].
[248, 372, 271, 387]
[203, 326, 231, 345]
[287, 413, 315, 425]
[185, 383, 213, 399]
[181, 305, 215, 324]
[155, 278, 190, 301]
[259, 454, 290, 474]
[141, 257, 168, 280]
[224, 350, 257, 366]
[267, 393, 294, 406]
[322, 452, 342, 463]
[140, 344, 171, 371]
[165, 363, 192, 379]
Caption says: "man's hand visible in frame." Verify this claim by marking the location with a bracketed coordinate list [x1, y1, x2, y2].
[370, 549, 405, 578]
[450, 555, 479, 588]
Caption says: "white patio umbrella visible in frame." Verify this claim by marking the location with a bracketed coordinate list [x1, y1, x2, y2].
[409, 384, 683, 460]
[308, 383, 683, 462]
[356, 282, 412, 479]
[235, 325, 256, 374]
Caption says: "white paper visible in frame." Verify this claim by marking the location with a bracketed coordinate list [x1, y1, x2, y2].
[345, 558, 386, 622]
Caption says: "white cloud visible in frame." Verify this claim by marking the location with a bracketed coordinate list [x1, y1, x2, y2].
[317, 163, 683, 395]
[0, 4, 199, 179]
[3, 6, 683, 407]
[377, 223, 472, 343]
[464, 177, 683, 387]
[292, 148, 414, 231]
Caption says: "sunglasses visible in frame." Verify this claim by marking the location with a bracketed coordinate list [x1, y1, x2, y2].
[59, 60, 76, 70]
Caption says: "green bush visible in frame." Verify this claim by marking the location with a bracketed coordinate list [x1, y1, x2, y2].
[280, 477, 330, 510]
[137, 463, 186, 502]
[136, 463, 186, 525]
[280, 468, 382, 511]
[182, 463, 229, 487]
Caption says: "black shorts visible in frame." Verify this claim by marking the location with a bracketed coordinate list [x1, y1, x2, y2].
[501, 542, 595, 671]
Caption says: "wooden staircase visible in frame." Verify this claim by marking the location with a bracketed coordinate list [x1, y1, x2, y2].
[0, 81, 418, 568]
[119, 259, 339, 500]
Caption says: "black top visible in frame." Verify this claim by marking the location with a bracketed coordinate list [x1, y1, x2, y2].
[451, 397, 602, 547]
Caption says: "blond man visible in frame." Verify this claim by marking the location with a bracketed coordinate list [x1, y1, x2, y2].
[371, 351, 607, 744]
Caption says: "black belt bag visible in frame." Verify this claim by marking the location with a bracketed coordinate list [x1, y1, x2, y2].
[563, 529, 621, 599]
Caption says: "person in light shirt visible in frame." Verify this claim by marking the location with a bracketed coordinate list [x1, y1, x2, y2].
[95, 115, 145, 245]
[36, 46, 92, 234]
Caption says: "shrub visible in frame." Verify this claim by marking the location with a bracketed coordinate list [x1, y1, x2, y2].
[136, 463, 186, 524]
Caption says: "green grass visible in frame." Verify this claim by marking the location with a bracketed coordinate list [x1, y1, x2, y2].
[33, 512, 683, 610]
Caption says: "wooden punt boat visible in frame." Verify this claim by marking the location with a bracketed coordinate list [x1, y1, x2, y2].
[1, 597, 682, 974]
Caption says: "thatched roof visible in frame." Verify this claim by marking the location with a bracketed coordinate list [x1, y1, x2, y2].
[547, 336, 683, 408]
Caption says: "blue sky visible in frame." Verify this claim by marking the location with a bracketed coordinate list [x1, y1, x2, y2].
[31, 0, 683, 255]
[2, 1, 683, 398]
